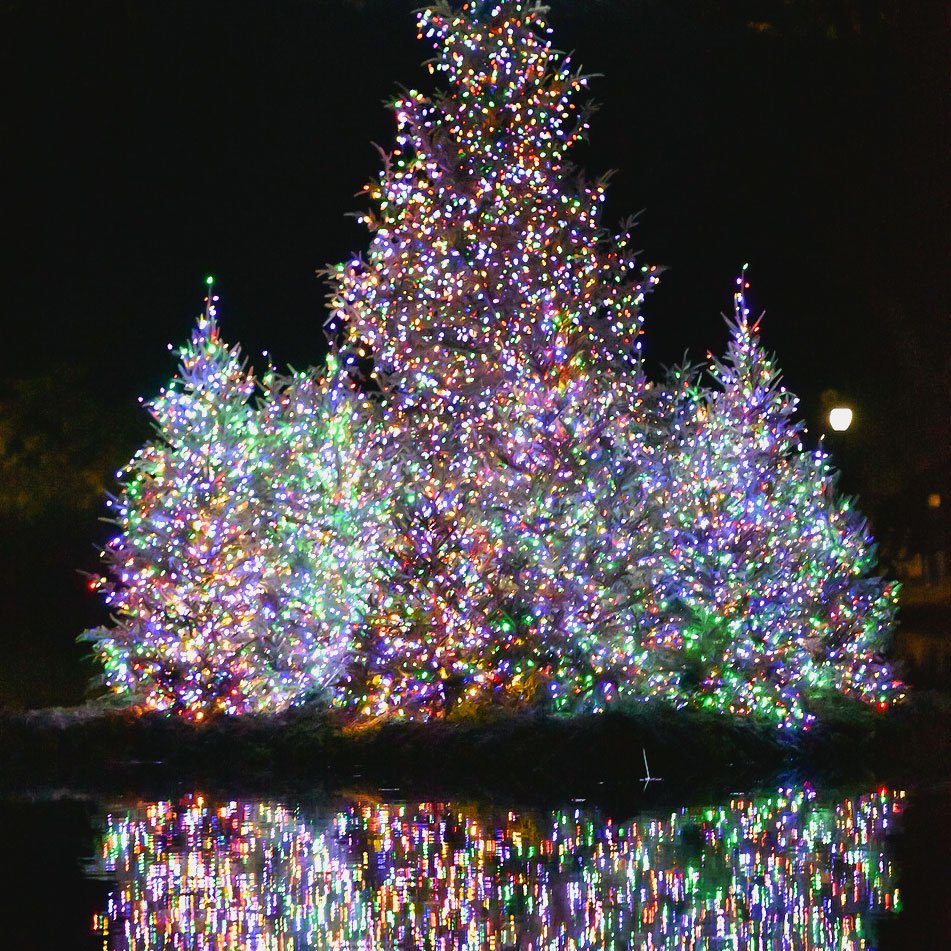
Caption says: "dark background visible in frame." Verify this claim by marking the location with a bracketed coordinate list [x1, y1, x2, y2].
[1, 0, 947, 707]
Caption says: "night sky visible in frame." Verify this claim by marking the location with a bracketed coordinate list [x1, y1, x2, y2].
[1, 0, 948, 704]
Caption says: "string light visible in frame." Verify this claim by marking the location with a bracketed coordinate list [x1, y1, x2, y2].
[629, 272, 900, 726]
[82, 305, 382, 718]
[83, 3, 900, 725]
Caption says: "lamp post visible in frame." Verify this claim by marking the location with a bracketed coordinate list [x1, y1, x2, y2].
[828, 406, 854, 433]
[820, 389, 854, 437]
[819, 389, 859, 492]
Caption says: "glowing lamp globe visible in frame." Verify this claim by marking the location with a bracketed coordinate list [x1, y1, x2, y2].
[828, 406, 853, 432]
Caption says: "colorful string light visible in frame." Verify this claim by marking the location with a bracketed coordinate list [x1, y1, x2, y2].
[628, 273, 900, 726]
[83, 2, 900, 724]
[82, 290, 381, 718]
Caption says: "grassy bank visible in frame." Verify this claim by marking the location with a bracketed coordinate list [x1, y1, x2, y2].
[3, 694, 949, 804]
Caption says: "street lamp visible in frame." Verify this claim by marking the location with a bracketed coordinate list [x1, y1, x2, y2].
[828, 406, 854, 433]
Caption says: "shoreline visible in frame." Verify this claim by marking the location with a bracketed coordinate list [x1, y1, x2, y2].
[3, 695, 949, 804]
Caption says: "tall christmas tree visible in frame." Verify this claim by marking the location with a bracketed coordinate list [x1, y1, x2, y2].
[329, 0, 657, 719]
[642, 274, 900, 725]
[83, 285, 284, 719]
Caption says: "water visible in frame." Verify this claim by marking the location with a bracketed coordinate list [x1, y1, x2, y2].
[5, 783, 948, 950]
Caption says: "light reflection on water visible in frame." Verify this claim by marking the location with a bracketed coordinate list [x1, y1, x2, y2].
[91, 787, 903, 950]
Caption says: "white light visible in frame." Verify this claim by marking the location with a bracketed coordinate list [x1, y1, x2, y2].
[828, 406, 853, 432]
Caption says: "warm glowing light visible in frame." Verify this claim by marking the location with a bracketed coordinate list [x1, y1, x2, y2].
[828, 406, 854, 432]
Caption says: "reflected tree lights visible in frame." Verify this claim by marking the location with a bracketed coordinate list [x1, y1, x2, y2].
[92, 787, 903, 950]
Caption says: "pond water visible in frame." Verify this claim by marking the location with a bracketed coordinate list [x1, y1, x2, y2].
[4, 783, 949, 949]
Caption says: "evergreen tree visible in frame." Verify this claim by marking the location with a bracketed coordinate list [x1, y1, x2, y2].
[330, 1, 652, 397]
[482, 365, 660, 712]
[328, 0, 656, 719]
[340, 483, 505, 720]
[83, 288, 281, 718]
[255, 357, 383, 706]
[644, 274, 899, 725]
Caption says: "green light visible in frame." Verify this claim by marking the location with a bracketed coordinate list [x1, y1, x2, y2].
[205, 275, 215, 286]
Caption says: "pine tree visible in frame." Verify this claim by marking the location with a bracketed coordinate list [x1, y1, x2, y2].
[328, 1, 656, 718]
[813, 487, 900, 709]
[83, 288, 281, 719]
[644, 274, 900, 725]
[340, 484, 506, 720]
[480, 365, 661, 712]
[329, 1, 653, 398]
[256, 358, 384, 706]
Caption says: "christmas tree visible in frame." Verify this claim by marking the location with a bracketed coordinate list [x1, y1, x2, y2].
[642, 274, 900, 725]
[477, 364, 661, 713]
[83, 285, 283, 718]
[329, 0, 657, 719]
[253, 357, 383, 705]
[340, 482, 506, 720]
